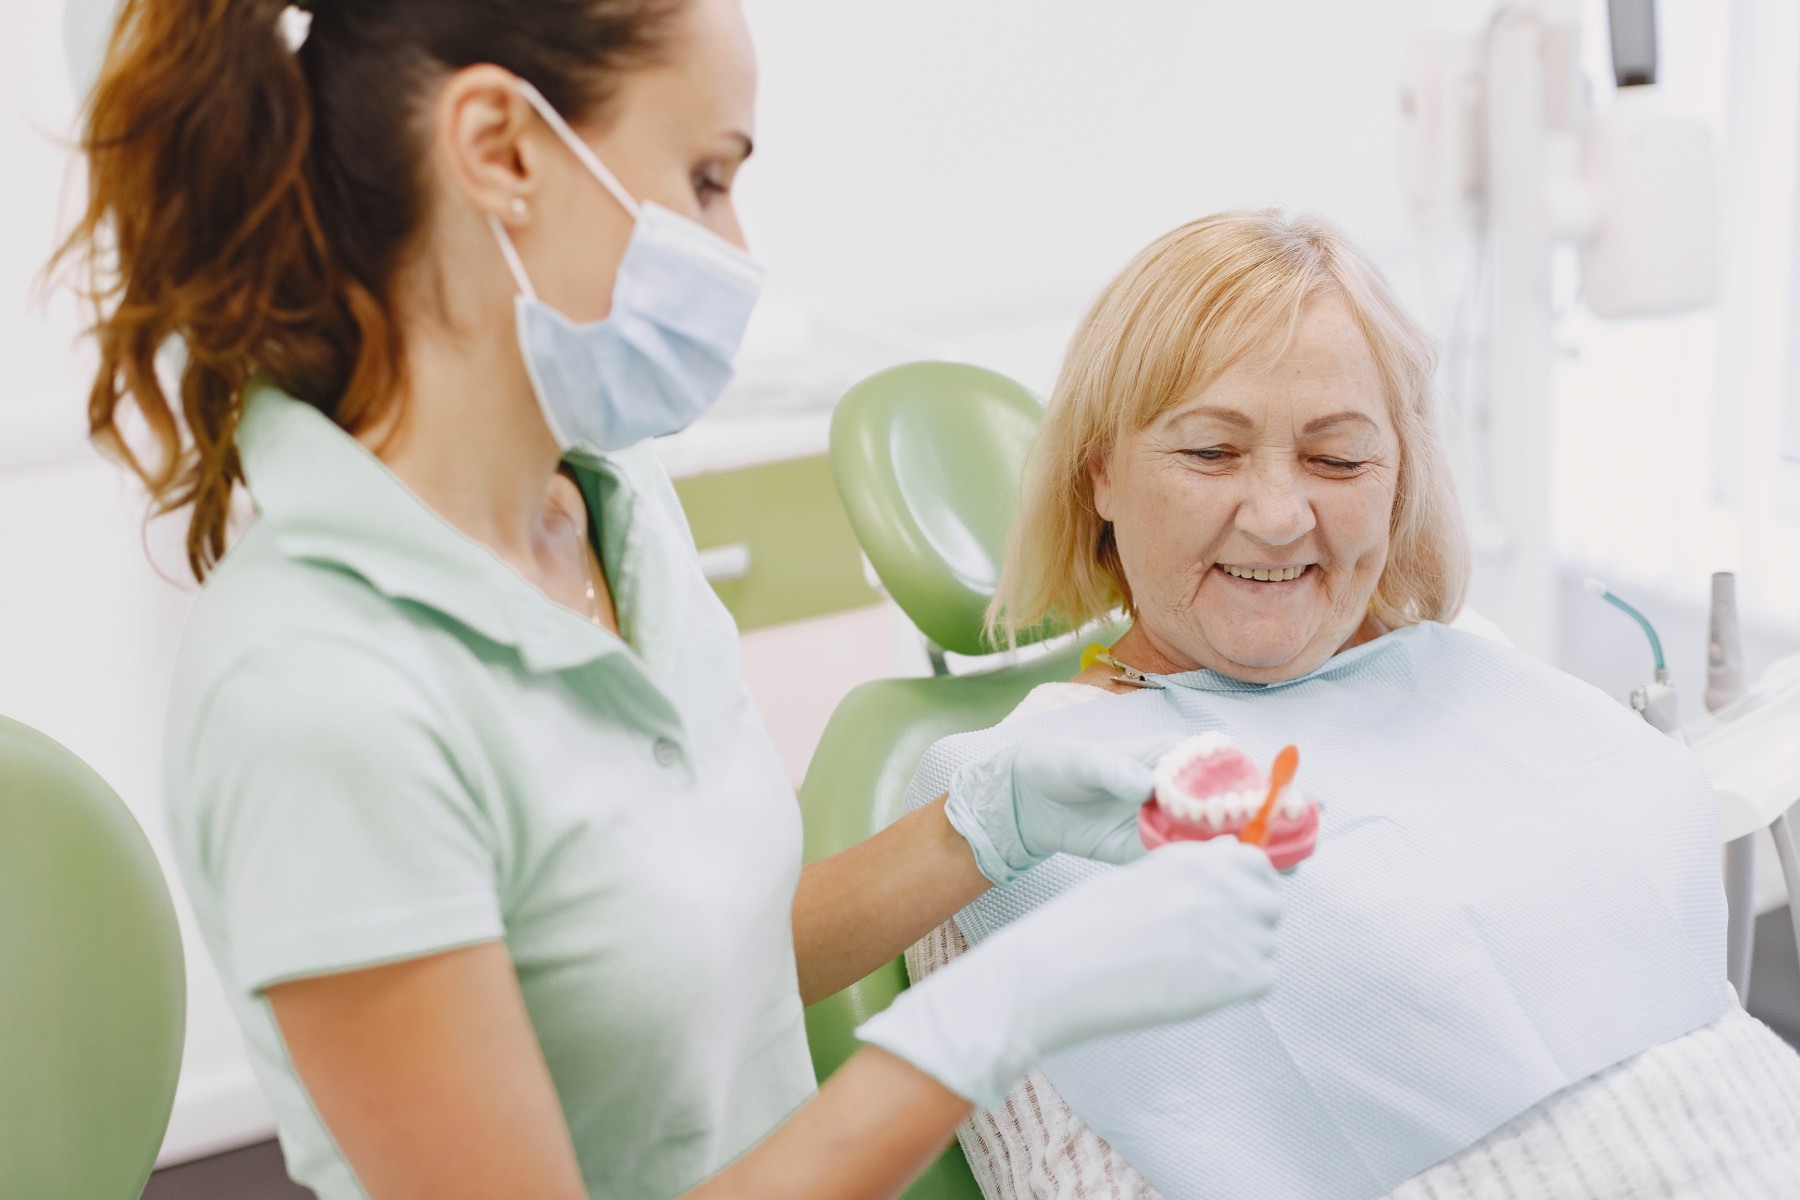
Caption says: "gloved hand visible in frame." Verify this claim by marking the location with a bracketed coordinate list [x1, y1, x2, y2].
[945, 735, 1183, 885]
[857, 838, 1282, 1109]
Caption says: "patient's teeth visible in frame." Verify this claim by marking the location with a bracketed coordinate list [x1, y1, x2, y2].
[1222, 564, 1312, 580]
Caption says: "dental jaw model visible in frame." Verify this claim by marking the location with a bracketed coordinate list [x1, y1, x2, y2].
[1141, 734, 1319, 870]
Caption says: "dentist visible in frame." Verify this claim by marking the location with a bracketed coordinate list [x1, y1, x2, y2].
[60, 2, 1282, 1197]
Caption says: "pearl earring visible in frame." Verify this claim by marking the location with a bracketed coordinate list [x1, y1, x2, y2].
[510, 197, 528, 219]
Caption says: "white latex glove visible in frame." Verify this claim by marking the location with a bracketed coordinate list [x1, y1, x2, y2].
[857, 838, 1282, 1109]
[945, 735, 1182, 885]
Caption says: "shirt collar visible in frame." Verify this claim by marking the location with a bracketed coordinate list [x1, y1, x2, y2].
[236, 382, 638, 678]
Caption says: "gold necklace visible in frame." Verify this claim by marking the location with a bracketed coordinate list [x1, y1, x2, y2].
[555, 465, 607, 628]
[579, 540, 606, 626]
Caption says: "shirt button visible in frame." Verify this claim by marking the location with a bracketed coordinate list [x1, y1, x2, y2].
[653, 737, 681, 768]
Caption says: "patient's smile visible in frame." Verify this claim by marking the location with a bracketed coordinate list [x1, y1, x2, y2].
[1217, 563, 1314, 583]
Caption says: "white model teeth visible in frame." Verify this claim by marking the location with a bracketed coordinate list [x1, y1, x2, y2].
[1153, 733, 1228, 817]
[1153, 734, 1310, 826]
[1162, 786, 1310, 825]
[1221, 564, 1307, 582]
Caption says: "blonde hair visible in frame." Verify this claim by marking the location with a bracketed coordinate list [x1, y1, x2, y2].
[990, 209, 1468, 644]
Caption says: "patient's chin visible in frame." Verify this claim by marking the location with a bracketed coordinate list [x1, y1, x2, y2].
[1211, 646, 1315, 683]
[1201, 622, 1319, 679]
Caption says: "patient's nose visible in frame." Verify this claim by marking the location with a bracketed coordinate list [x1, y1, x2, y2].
[1235, 459, 1317, 548]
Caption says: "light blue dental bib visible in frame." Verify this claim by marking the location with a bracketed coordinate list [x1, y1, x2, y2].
[907, 623, 1726, 1200]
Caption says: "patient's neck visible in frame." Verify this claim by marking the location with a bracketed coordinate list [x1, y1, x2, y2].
[1101, 615, 1386, 685]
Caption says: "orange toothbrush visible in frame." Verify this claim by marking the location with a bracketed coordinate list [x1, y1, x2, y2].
[1240, 745, 1299, 847]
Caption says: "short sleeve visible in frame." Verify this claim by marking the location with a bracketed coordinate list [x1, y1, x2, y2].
[182, 639, 504, 995]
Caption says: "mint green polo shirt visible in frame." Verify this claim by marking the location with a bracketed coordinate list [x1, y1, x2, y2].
[162, 385, 817, 1200]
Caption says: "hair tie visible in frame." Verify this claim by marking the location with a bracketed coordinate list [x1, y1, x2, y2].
[278, 4, 313, 52]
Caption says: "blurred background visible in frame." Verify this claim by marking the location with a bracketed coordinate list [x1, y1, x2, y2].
[5, 0, 1800, 1190]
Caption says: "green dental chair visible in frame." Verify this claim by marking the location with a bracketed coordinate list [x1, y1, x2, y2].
[800, 362, 1105, 1200]
[0, 716, 186, 1200]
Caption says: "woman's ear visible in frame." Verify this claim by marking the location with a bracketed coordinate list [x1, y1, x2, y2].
[432, 64, 547, 226]
[1088, 448, 1116, 522]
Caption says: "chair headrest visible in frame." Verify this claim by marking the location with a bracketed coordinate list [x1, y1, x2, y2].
[829, 362, 1048, 657]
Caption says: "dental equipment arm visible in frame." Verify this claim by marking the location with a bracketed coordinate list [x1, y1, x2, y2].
[1704, 572, 1756, 993]
[1687, 646, 1800, 997]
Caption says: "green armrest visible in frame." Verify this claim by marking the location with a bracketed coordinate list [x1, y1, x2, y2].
[798, 642, 1090, 1200]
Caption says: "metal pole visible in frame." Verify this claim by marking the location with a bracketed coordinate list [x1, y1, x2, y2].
[1769, 807, 1800, 994]
[1479, 8, 1575, 660]
[1724, 832, 1757, 999]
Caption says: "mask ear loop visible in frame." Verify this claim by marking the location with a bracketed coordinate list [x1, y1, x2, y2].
[513, 79, 642, 221]
[487, 215, 538, 300]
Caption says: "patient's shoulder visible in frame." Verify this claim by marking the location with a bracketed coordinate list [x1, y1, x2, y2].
[901, 681, 1139, 816]
[1003, 681, 1111, 724]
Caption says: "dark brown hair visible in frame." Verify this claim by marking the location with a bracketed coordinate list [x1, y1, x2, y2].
[55, 0, 684, 579]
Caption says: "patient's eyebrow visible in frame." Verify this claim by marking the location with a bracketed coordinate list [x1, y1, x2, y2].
[1165, 405, 1254, 432]
[1301, 411, 1380, 436]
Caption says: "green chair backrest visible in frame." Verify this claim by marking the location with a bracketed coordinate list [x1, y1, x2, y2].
[803, 362, 1098, 1200]
[828, 362, 1047, 657]
[0, 715, 186, 1200]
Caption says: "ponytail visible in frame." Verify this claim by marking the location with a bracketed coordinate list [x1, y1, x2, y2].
[55, 0, 683, 580]
[58, 0, 352, 578]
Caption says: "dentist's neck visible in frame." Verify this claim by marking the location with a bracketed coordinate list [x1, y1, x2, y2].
[357, 274, 568, 562]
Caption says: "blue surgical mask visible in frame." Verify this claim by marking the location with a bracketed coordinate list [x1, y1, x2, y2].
[489, 80, 764, 454]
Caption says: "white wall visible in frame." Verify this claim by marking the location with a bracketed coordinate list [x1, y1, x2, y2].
[2, 0, 1549, 1166]
[1, 0, 286, 1167]
[740, 0, 1492, 380]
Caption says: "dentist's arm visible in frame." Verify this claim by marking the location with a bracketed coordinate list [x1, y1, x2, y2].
[271, 840, 1280, 1200]
[792, 735, 1182, 1004]
[723, 840, 1282, 1200]
[791, 794, 989, 1005]
[269, 946, 967, 1200]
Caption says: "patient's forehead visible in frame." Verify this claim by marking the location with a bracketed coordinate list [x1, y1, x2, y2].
[1150, 299, 1392, 442]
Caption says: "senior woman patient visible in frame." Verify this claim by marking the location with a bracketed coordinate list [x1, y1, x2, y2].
[905, 211, 1800, 1200]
